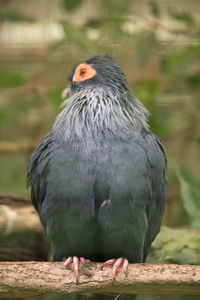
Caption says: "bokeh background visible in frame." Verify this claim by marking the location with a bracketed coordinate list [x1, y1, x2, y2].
[0, 0, 200, 299]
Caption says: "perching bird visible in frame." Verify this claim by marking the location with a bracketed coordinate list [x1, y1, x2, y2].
[28, 55, 167, 299]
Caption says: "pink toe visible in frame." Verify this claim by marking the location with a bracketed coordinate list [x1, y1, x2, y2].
[112, 258, 123, 278]
[73, 256, 79, 277]
[122, 258, 129, 273]
[64, 256, 73, 267]
[102, 259, 116, 268]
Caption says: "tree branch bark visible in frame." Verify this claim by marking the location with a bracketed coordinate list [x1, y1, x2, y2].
[0, 262, 200, 298]
[0, 141, 36, 152]
[0, 195, 49, 261]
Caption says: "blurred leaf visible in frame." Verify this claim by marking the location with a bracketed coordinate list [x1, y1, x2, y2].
[167, 110, 190, 133]
[138, 295, 200, 300]
[0, 152, 29, 195]
[196, 137, 200, 147]
[161, 45, 200, 77]
[0, 9, 34, 22]
[47, 87, 63, 114]
[102, 0, 133, 17]
[168, 8, 194, 25]
[135, 80, 170, 137]
[135, 33, 156, 66]
[62, 0, 83, 12]
[86, 19, 102, 29]
[161, 45, 200, 93]
[43, 293, 85, 300]
[180, 296, 200, 300]
[176, 165, 196, 185]
[149, 1, 160, 18]
[0, 69, 25, 87]
[135, 80, 159, 106]
[137, 296, 163, 300]
[187, 73, 200, 91]
[176, 168, 200, 229]
[47, 87, 63, 105]
[61, 21, 100, 53]
[149, 226, 200, 265]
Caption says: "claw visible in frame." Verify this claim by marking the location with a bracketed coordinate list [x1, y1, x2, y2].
[122, 258, 128, 277]
[64, 256, 91, 283]
[80, 257, 90, 265]
[64, 256, 73, 267]
[102, 258, 129, 279]
[112, 258, 123, 279]
[101, 259, 116, 270]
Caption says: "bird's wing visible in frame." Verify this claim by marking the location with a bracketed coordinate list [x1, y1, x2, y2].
[139, 130, 167, 260]
[27, 133, 53, 222]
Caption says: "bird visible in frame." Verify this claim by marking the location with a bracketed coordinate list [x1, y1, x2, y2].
[27, 54, 167, 299]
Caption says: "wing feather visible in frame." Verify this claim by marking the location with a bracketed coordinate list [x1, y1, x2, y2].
[139, 130, 167, 260]
[27, 133, 53, 215]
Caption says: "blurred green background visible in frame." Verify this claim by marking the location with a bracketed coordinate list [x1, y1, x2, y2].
[0, 0, 200, 299]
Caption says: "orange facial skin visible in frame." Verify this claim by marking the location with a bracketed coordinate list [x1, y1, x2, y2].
[73, 63, 96, 82]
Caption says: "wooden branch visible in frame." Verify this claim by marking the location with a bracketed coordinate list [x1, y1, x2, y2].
[0, 141, 36, 152]
[0, 195, 49, 261]
[0, 262, 200, 298]
[0, 193, 30, 203]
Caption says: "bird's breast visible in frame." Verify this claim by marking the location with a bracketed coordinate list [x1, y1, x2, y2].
[45, 132, 147, 222]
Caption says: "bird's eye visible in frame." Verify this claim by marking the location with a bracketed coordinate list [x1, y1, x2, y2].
[79, 69, 86, 76]
[73, 63, 96, 82]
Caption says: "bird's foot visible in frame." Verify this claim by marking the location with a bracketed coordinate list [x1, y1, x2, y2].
[64, 256, 90, 283]
[101, 258, 129, 280]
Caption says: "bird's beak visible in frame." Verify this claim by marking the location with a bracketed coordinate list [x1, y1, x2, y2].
[61, 87, 70, 100]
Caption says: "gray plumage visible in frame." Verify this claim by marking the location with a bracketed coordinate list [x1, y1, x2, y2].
[28, 55, 167, 299]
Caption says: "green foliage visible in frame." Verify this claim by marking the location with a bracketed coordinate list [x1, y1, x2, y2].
[0, 96, 31, 131]
[101, 0, 134, 18]
[149, 226, 200, 265]
[47, 87, 63, 105]
[187, 72, 200, 91]
[176, 169, 200, 230]
[0, 9, 34, 22]
[100, 0, 134, 38]
[60, 21, 100, 54]
[0, 152, 29, 195]
[161, 45, 200, 85]
[135, 80, 159, 107]
[135, 80, 170, 137]
[0, 91, 53, 142]
[47, 87, 63, 114]
[135, 32, 157, 66]
[0, 69, 25, 87]
[43, 294, 80, 300]
[137, 294, 200, 300]
[149, 1, 160, 18]
[62, 0, 83, 12]
[168, 8, 194, 25]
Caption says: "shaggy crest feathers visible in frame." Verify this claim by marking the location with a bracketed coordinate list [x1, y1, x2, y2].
[53, 87, 149, 141]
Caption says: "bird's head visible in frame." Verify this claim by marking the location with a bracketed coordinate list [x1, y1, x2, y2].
[55, 54, 149, 140]
[68, 55, 129, 93]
